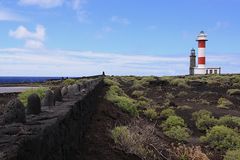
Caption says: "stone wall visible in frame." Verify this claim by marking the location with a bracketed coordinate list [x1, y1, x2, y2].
[0, 78, 103, 160]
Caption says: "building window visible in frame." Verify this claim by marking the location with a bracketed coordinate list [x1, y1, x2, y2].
[206, 70, 208, 74]
[214, 70, 218, 74]
[209, 70, 213, 74]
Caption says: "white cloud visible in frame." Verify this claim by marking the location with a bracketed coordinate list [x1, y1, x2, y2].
[25, 40, 44, 49]
[9, 25, 46, 49]
[111, 16, 130, 25]
[18, 0, 64, 8]
[0, 9, 25, 21]
[70, 0, 89, 23]
[9, 25, 45, 41]
[0, 48, 239, 76]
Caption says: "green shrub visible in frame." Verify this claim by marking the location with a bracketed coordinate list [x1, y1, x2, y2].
[164, 126, 190, 141]
[105, 85, 139, 117]
[200, 125, 240, 150]
[227, 89, 240, 96]
[232, 83, 240, 88]
[161, 116, 186, 131]
[170, 78, 189, 88]
[63, 78, 76, 85]
[161, 116, 190, 141]
[192, 110, 218, 131]
[104, 77, 120, 86]
[199, 99, 210, 105]
[18, 87, 48, 106]
[218, 115, 240, 129]
[160, 108, 176, 119]
[217, 97, 233, 109]
[132, 90, 144, 98]
[166, 92, 175, 99]
[111, 126, 130, 144]
[143, 108, 158, 120]
[177, 105, 192, 110]
[224, 149, 240, 160]
[177, 91, 188, 97]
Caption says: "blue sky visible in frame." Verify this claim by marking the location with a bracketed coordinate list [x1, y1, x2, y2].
[0, 0, 240, 76]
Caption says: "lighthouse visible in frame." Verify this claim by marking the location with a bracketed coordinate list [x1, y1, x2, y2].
[189, 31, 221, 75]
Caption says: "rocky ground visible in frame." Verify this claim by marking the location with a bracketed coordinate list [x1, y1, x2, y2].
[79, 75, 240, 160]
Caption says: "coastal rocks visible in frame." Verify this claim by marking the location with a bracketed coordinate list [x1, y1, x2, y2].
[54, 88, 62, 102]
[42, 90, 55, 106]
[3, 99, 26, 124]
[61, 86, 68, 96]
[27, 93, 41, 115]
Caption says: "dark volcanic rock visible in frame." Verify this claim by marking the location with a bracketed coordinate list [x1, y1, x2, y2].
[42, 90, 55, 106]
[54, 88, 62, 102]
[3, 99, 26, 124]
[27, 93, 41, 115]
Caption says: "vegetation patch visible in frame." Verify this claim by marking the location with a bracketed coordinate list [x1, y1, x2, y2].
[18, 87, 48, 106]
[192, 110, 218, 131]
[217, 97, 233, 109]
[161, 116, 190, 141]
[218, 115, 240, 130]
[227, 89, 240, 96]
[111, 123, 161, 160]
[177, 91, 188, 97]
[160, 108, 176, 119]
[62, 78, 77, 85]
[177, 105, 192, 110]
[200, 125, 240, 150]
[131, 90, 144, 98]
[169, 78, 189, 88]
[143, 108, 158, 120]
[172, 144, 209, 160]
[224, 149, 240, 160]
[104, 77, 120, 86]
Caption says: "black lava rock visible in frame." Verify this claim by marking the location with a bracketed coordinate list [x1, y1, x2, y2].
[27, 93, 41, 115]
[3, 99, 26, 124]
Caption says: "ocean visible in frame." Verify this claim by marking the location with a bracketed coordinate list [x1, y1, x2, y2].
[0, 77, 62, 84]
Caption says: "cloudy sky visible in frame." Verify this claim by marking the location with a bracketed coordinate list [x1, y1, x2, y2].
[0, 0, 240, 76]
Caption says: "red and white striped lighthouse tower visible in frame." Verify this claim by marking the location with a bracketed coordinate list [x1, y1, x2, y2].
[196, 31, 208, 74]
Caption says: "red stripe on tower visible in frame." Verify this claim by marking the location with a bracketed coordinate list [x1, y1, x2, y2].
[196, 31, 208, 68]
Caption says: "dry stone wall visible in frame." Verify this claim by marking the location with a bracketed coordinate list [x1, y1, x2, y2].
[0, 77, 103, 160]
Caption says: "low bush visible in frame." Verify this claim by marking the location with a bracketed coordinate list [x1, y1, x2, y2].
[112, 126, 130, 144]
[172, 145, 209, 160]
[200, 125, 240, 150]
[227, 89, 240, 96]
[63, 78, 76, 85]
[217, 97, 233, 109]
[177, 91, 188, 97]
[224, 149, 240, 160]
[218, 115, 240, 130]
[192, 110, 218, 131]
[111, 124, 159, 160]
[164, 126, 190, 141]
[104, 77, 120, 86]
[18, 87, 48, 106]
[143, 108, 158, 120]
[106, 85, 138, 117]
[177, 105, 192, 110]
[132, 90, 144, 98]
[170, 78, 189, 88]
[199, 99, 210, 105]
[161, 116, 190, 141]
[166, 92, 175, 99]
[161, 116, 186, 131]
[160, 108, 176, 119]
[232, 83, 240, 88]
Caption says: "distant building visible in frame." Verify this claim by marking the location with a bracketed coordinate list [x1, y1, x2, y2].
[189, 31, 221, 75]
